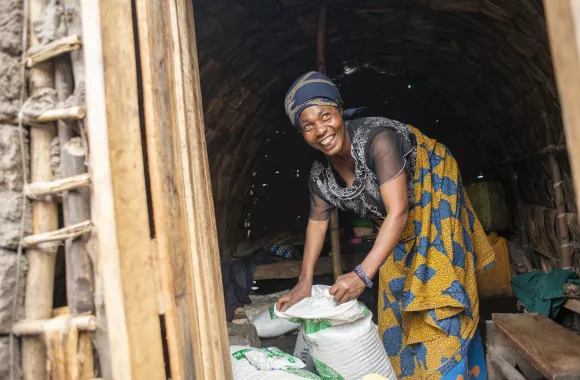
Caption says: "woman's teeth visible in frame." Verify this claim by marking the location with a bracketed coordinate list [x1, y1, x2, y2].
[321, 135, 334, 146]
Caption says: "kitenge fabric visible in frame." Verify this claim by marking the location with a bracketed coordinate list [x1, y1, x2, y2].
[378, 126, 496, 378]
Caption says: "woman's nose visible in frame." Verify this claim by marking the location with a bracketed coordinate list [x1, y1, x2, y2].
[314, 122, 326, 136]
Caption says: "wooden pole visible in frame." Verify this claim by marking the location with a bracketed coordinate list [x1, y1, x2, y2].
[544, 0, 580, 216]
[81, 0, 166, 378]
[22, 0, 59, 378]
[508, 166, 539, 269]
[316, 0, 343, 280]
[62, 138, 94, 314]
[543, 114, 573, 268]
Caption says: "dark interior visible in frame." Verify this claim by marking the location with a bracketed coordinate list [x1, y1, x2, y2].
[193, 0, 578, 275]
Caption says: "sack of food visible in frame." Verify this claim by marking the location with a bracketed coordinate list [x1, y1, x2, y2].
[293, 327, 315, 372]
[230, 345, 322, 380]
[250, 304, 300, 338]
[275, 285, 397, 380]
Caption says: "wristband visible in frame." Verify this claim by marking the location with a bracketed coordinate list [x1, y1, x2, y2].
[354, 265, 373, 288]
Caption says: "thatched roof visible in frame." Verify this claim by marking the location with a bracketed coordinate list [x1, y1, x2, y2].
[193, 0, 573, 258]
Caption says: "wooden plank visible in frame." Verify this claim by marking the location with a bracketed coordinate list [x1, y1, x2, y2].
[544, 0, 580, 213]
[493, 313, 580, 380]
[563, 298, 580, 314]
[254, 252, 368, 280]
[22, 0, 59, 378]
[166, 0, 233, 378]
[80, 0, 165, 379]
[133, 0, 186, 378]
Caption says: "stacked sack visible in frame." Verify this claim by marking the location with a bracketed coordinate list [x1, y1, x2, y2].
[276, 285, 397, 380]
[230, 345, 321, 380]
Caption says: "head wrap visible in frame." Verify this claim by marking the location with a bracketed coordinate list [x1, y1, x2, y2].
[284, 71, 363, 128]
[284, 72, 342, 128]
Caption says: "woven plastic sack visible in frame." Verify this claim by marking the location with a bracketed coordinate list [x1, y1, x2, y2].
[250, 304, 300, 338]
[293, 327, 315, 372]
[230, 345, 322, 380]
[275, 285, 397, 380]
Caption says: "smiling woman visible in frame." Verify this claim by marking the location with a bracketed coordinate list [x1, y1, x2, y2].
[277, 71, 495, 379]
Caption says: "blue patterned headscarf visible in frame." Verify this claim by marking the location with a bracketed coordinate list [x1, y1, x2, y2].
[284, 71, 363, 128]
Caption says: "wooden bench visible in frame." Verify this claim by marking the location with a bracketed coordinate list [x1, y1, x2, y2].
[487, 313, 580, 380]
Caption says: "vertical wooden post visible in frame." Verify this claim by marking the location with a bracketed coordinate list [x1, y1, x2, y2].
[80, 0, 165, 379]
[165, 0, 233, 377]
[508, 166, 538, 269]
[543, 114, 573, 268]
[544, 0, 580, 215]
[316, 0, 343, 280]
[22, 1, 59, 379]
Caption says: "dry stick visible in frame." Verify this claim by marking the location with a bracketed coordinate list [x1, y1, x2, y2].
[543, 115, 573, 269]
[26, 34, 82, 67]
[22, 220, 91, 248]
[10, 0, 31, 378]
[14, 315, 96, 337]
[25, 173, 90, 198]
[22, 1, 60, 379]
[316, 0, 343, 280]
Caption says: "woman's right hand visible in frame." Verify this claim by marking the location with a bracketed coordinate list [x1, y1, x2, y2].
[276, 278, 312, 312]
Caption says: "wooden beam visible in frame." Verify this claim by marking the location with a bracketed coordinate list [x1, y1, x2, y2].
[544, 0, 580, 214]
[254, 252, 368, 280]
[22, 1, 59, 378]
[167, 0, 232, 377]
[25, 173, 91, 199]
[316, 0, 343, 281]
[13, 315, 96, 336]
[133, 0, 186, 378]
[80, 0, 165, 379]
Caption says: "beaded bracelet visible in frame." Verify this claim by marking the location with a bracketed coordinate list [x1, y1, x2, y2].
[354, 265, 373, 288]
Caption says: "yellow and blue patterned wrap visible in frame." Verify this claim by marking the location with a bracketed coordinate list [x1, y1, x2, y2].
[378, 126, 496, 379]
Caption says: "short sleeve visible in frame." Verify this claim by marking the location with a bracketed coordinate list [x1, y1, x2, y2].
[369, 129, 406, 186]
[308, 175, 335, 221]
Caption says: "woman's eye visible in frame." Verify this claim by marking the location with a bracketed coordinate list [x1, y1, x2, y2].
[322, 113, 330, 120]
[303, 124, 312, 132]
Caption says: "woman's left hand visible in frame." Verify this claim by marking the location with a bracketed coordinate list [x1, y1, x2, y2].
[329, 271, 366, 304]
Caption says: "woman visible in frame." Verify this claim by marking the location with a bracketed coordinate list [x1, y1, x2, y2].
[276, 72, 495, 379]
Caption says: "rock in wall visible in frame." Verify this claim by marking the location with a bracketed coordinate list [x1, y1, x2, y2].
[0, 1, 28, 378]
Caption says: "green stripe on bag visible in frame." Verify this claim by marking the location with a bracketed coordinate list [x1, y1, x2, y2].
[313, 357, 345, 380]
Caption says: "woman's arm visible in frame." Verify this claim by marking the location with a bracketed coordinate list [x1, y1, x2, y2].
[360, 172, 408, 278]
[276, 218, 328, 312]
[330, 172, 409, 303]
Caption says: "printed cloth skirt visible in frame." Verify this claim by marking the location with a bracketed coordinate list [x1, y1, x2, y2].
[377, 126, 496, 379]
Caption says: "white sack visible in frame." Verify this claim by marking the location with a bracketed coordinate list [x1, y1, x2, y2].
[275, 285, 397, 380]
[251, 304, 300, 338]
[230, 345, 322, 380]
[293, 327, 315, 372]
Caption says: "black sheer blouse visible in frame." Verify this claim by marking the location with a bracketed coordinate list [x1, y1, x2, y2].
[308, 117, 417, 221]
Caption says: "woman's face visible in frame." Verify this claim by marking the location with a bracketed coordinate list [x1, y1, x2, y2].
[298, 105, 345, 156]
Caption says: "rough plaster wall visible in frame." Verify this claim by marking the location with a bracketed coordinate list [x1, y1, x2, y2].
[0, 0, 27, 378]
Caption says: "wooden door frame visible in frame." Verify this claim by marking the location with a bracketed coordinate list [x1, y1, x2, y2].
[82, 0, 231, 379]
[545, 0, 580, 213]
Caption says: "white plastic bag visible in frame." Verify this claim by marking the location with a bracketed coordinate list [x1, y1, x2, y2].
[275, 285, 397, 380]
[250, 304, 300, 338]
[245, 346, 305, 371]
[293, 327, 315, 372]
[230, 345, 322, 380]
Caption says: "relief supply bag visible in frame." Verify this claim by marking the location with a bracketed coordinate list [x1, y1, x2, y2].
[230, 345, 322, 380]
[275, 285, 397, 380]
[250, 304, 300, 338]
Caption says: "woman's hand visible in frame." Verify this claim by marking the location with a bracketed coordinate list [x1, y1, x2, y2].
[329, 271, 366, 304]
[276, 278, 313, 312]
